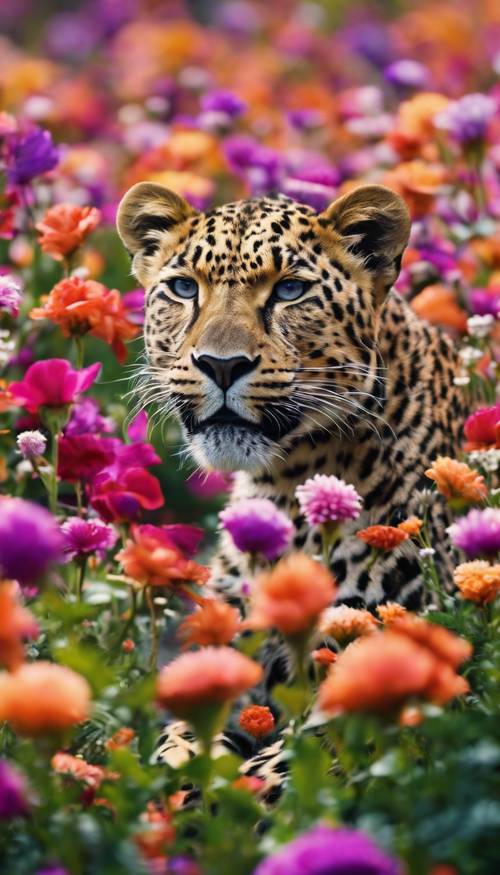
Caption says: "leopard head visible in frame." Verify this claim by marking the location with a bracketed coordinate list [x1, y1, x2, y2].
[117, 183, 410, 472]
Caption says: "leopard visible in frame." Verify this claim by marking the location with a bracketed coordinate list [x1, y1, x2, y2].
[117, 180, 466, 612]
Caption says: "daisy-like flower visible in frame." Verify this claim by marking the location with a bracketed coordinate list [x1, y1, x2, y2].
[453, 561, 500, 604]
[425, 457, 487, 503]
[219, 498, 293, 561]
[319, 605, 378, 644]
[296, 474, 362, 527]
[178, 599, 241, 648]
[376, 602, 408, 624]
[61, 517, 117, 561]
[356, 525, 409, 551]
[447, 508, 500, 557]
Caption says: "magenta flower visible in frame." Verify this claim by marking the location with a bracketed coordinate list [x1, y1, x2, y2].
[296, 474, 363, 527]
[10, 359, 100, 414]
[435, 93, 496, 144]
[0, 274, 22, 317]
[90, 468, 164, 522]
[253, 825, 400, 875]
[469, 288, 500, 318]
[122, 289, 145, 325]
[61, 517, 117, 560]
[187, 469, 233, 499]
[200, 90, 247, 118]
[65, 397, 114, 436]
[127, 410, 148, 442]
[35, 867, 68, 875]
[16, 429, 47, 459]
[58, 434, 116, 482]
[0, 498, 63, 585]
[0, 760, 29, 819]
[138, 523, 204, 558]
[447, 508, 500, 557]
[220, 498, 293, 561]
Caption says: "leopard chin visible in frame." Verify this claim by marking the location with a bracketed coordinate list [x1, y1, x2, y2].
[187, 425, 278, 473]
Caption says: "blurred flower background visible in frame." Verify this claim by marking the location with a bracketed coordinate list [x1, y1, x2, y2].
[0, 1, 499, 874]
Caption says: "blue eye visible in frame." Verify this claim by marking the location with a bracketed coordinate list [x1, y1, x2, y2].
[169, 277, 198, 299]
[273, 278, 309, 301]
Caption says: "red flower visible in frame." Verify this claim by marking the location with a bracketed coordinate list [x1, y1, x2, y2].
[90, 468, 164, 522]
[239, 705, 275, 738]
[463, 403, 500, 450]
[58, 434, 116, 482]
[36, 203, 101, 260]
[356, 525, 409, 551]
[10, 359, 100, 413]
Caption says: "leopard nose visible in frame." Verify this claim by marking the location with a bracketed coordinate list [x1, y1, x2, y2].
[192, 353, 260, 390]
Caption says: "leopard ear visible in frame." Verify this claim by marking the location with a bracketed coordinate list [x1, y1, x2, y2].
[320, 184, 410, 300]
[116, 182, 196, 284]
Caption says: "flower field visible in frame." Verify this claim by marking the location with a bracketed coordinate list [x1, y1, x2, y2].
[0, 2, 500, 874]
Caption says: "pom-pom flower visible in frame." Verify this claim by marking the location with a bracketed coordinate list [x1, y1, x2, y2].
[178, 599, 241, 648]
[447, 508, 500, 557]
[0, 498, 63, 586]
[296, 474, 362, 527]
[36, 203, 101, 260]
[453, 561, 500, 604]
[0, 662, 91, 734]
[239, 705, 275, 738]
[247, 553, 336, 637]
[425, 457, 487, 503]
[356, 525, 409, 551]
[319, 605, 378, 644]
[220, 498, 293, 561]
[376, 603, 408, 624]
[61, 517, 117, 560]
[16, 430, 47, 459]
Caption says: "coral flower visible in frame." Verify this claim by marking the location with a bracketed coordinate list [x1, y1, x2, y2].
[453, 561, 500, 604]
[105, 727, 136, 751]
[30, 277, 139, 363]
[312, 647, 337, 666]
[376, 603, 408, 624]
[247, 553, 336, 637]
[319, 605, 378, 643]
[116, 525, 209, 588]
[178, 599, 241, 647]
[156, 647, 262, 719]
[390, 615, 472, 669]
[296, 474, 362, 527]
[239, 705, 275, 738]
[36, 204, 101, 260]
[356, 525, 409, 551]
[219, 498, 293, 561]
[425, 457, 487, 503]
[411, 284, 468, 333]
[384, 160, 448, 216]
[398, 517, 423, 537]
[464, 403, 500, 450]
[0, 661, 91, 734]
[51, 752, 118, 789]
[447, 508, 500, 557]
[10, 359, 100, 413]
[0, 581, 38, 671]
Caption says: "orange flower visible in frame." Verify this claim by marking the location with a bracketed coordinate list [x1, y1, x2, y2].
[239, 705, 275, 738]
[388, 93, 450, 158]
[105, 727, 136, 750]
[0, 661, 91, 734]
[425, 456, 487, 503]
[0, 581, 38, 671]
[155, 647, 262, 719]
[30, 276, 138, 363]
[52, 752, 118, 788]
[232, 775, 265, 794]
[246, 553, 336, 636]
[134, 802, 175, 860]
[384, 160, 448, 217]
[178, 599, 241, 648]
[36, 203, 101, 260]
[318, 605, 377, 643]
[390, 615, 472, 669]
[376, 602, 408, 624]
[312, 647, 337, 666]
[398, 517, 423, 537]
[116, 526, 209, 589]
[0, 380, 16, 413]
[399, 705, 424, 727]
[453, 561, 500, 604]
[411, 284, 468, 333]
[356, 525, 409, 551]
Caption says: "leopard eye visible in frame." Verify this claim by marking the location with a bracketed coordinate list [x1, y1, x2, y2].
[273, 278, 309, 302]
[168, 277, 199, 299]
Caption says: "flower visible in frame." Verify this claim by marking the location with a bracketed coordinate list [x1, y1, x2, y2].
[464, 403, 500, 449]
[134, 802, 176, 861]
[425, 457, 487, 503]
[397, 517, 423, 536]
[65, 397, 114, 436]
[0, 498, 63, 585]
[0, 274, 22, 317]
[10, 359, 100, 413]
[435, 93, 496, 144]
[0, 581, 38, 671]
[187, 469, 233, 498]
[36, 204, 101, 260]
[105, 727, 135, 751]
[116, 525, 209, 588]
[411, 284, 468, 332]
[318, 630, 468, 715]
[51, 752, 118, 789]
[57, 434, 116, 482]
[200, 89, 247, 118]
[390, 615, 472, 669]
[356, 525, 409, 551]
[0, 661, 91, 734]
[6, 125, 59, 186]
[167, 856, 202, 875]
[90, 468, 164, 522]
[0, 760, 29, 819]
[376, 603, 408, 624]
[447, 508, 500, 557]
[178, 599, 241, 647]
[16, 429, 47, 459]
[319, 605, 378, 643]
[220, 498, 293, 561]
[156, 647, 262, 719]
[247, 553, 336, 636]
[61, 517, 117, 560]
[35, 867, 68, 875]
[239, 705, 275, 738]
[384, 59, 429, 89]
[312, 647, 337, 666]
[453, 561, 500, 604]
[253, 825, 400, 875]
[30, 277, 139, 363]
[296, 474, 362, 527]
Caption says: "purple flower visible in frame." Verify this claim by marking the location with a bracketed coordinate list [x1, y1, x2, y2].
[253, 825, 400, 875]
[220, 498, 293, 561]
[224, 136, 282, 194]
[435, 93, 496, 144]
[384, 59, 429, 89]
[65, 397, 114, 436]
[0, 498, 63, 585]
[16, 430, 47, 459]
[61, 517, 117, 560]
[287, 109, 325, 131]
[35, 866, 68, 875]
[296, 474, 363, 527]
[0, 760, 29, 819]
[201, 90, 247, 119]
[0, 274, 22, 317]
[447, 508, 500, 557]
[6, 125, 59, 186]
[167, 856, 202, 875]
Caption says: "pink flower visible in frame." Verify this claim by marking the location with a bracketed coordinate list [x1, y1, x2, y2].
[447, 508, 500, 557]
[186, 469, 233, 499]
[90, 468, 164, 522]
[61, 517, 117, 560]
[220, 498, 293, 560]
[296, 474, 363, 527]
[10, 359, 100, 413]
[464, 403, 500, 448]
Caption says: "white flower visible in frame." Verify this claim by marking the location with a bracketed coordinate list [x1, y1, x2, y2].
[419, 547, 436, 558]
[467, 314, 495, 338]
[459, 346, 484, 365]
[467, 449, 500, 473]
[454, 374, 471, 387]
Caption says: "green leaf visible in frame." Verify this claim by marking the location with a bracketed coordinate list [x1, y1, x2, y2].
[54, 641, 116, 693]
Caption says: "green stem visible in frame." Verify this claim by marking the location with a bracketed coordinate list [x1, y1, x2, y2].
[146, 586, 159, 671]
[76, 558, 87, 601]
[49, 431, 59, 514]
[74, 335, 85, 369]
